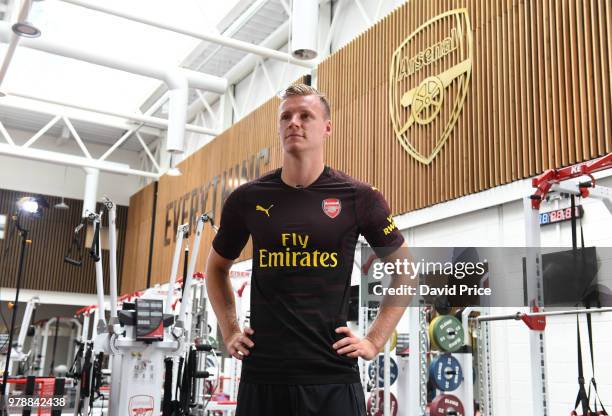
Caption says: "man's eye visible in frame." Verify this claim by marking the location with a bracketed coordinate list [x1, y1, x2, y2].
[301, 113, 310, 119]
[281, 114, 290, 120]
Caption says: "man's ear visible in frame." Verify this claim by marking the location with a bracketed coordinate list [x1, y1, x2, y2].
[325, 119, 332, 137]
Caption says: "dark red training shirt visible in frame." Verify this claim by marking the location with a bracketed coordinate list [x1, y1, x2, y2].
[212, 166, 404, 384]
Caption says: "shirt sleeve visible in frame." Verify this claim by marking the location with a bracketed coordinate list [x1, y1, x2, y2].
[356, 185, 404, 258]
[212, 187, 250, 260]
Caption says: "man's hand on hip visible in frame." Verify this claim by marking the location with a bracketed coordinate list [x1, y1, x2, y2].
[332, 326, 378, 360]
[225, 327, 255, 360]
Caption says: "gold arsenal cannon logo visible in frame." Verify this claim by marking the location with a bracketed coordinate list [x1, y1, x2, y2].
[389, 9, 472, 165]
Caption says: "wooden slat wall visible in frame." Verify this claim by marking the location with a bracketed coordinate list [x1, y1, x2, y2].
[0, 189, 128, 293]
[319, 0, 611, 216]
[121, 0, 611, 292]
[120, 183, 155, 294]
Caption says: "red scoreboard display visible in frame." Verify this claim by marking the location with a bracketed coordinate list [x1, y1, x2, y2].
[539, 205, 583, 226]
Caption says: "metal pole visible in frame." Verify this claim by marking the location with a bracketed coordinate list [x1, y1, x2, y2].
[92, 213, 107, 333]
[0, 222, 28, 408]
[165, 224, 189, 314]
[38, 318, 55, 377]
[476, 307, 612, 322]
[383, 339, 390, 416]
[104, 198, 119, 332]
[524, 197, 548, 416]
[405, 307, 420, 416]
[0, 0, 32, 88]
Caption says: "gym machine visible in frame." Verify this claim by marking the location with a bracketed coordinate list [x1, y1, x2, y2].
[86, 204, 217, 415]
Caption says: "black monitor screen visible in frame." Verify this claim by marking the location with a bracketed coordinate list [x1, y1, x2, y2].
[541, 247, 599, 306]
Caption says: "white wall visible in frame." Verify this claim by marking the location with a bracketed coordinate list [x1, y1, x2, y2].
[0, 127, 141, 205]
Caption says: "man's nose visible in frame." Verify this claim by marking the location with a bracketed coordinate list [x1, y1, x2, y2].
[288, 114, 301, 126]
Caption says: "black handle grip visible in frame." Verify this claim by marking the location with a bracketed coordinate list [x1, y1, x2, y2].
[64, 257, 83, 267]
[195, 344, 212, 352]
[194, 371, 210, 379]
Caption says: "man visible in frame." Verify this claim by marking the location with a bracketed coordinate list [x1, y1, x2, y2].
[206, 84, 410, 415]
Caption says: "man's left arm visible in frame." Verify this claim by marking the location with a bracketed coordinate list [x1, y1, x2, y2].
[334, 242, 414, 360]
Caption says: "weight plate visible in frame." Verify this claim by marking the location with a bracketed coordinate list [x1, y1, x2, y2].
[368, 356, 398, 387]
[429, 354, 463, 391]
[429, 316, 441, 350]
[367, 389, 398, 416]
[430, 394, 465, 416]
[431, 315, 464, 352]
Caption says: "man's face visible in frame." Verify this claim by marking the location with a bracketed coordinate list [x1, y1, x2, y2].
[278, 95, 331, 156]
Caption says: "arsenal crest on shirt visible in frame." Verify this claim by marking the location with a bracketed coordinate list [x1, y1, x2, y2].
[322, 198, 341, 218]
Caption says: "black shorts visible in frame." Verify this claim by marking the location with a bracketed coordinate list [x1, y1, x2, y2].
[235, 382, 367, 416]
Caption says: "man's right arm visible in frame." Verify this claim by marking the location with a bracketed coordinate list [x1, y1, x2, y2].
[206, 247, 254, 360]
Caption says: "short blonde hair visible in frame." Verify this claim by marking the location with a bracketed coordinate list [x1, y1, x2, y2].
[279, 84, 331, 119]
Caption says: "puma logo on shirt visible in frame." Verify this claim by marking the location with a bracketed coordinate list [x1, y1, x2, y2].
[256, 204, 274, 217]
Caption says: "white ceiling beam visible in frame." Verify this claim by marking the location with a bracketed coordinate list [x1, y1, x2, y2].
[99, 125, 141, 161]
[0, 120, 15, 145]
[98, 94, 167, 161]
[4, 91, 219, 136]
[0, 96, 160, 135]
[22, 114, 61, 148]
[186, 19, 300, 121]
[258, 58, 276, 98]
[322, 0, 345, 57]
[58, 0, 315, 69]
[241, 61, 260, 117]
[135, 132, 161, 173]
[354, 0, 372, 25]
[0, 23, 227, 93]
[0, 18, 225, 153]
[0, 142, 159, 178]
[62, 116, 92, 159]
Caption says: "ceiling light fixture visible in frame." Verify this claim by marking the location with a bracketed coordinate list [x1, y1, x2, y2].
[17, 196, 48, 217]
[54, 197, 69, 210]
[166, 154, 182, 177]
[12, 21, 41, 38]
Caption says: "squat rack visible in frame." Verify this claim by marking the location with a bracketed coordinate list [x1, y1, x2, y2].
[485, 153, 612, 416]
